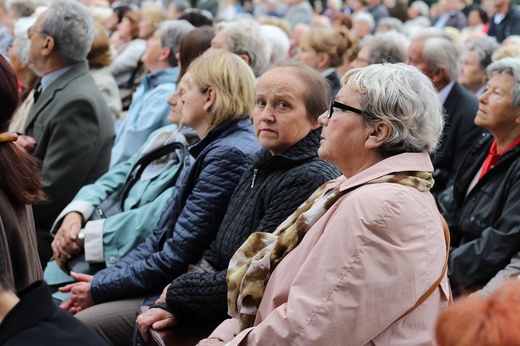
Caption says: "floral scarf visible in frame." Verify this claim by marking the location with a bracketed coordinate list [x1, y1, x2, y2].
[226, 171, 434, 334]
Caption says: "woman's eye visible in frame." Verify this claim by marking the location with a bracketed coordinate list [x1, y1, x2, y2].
[256, 100, 266, 107]
[277, 102, 289, 109]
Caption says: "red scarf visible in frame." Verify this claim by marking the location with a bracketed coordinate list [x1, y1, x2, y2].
[480, 137, 520, 178]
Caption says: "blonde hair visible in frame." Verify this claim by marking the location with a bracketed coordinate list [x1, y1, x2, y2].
[188, 52, 256, 128]
[300, 26, 352, 68]
[492, 44, 520, 61]
[140, 4, 165, 26]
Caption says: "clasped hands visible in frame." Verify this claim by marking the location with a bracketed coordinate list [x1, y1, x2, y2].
[51, 212, 84, 260]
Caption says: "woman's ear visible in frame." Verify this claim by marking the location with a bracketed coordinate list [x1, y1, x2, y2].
[203, 87, 216, 112]
[318, 53, 330, 70]
[365, 121, 391, 149]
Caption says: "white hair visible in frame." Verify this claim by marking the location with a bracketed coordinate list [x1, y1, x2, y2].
[260, 25, 290, 64]
[342, 63, 444, 156]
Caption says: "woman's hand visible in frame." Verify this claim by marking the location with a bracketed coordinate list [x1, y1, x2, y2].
[136, 307, 178, 342]
[51, 212, 83, 259]
[15, 135, 36, 153]
[59, 272, 94, 314]
[197, 338, 226, 346]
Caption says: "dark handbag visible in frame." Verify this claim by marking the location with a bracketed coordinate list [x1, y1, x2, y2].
[63, 142, 186, 275]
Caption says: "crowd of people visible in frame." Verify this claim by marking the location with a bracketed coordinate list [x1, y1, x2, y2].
[1, 0, 520, 344]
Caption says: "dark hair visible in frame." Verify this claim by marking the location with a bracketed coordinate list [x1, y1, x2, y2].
[0, 55, 43, 205]
[179, 11, 213, 27]
[112, 4, 132, 24]
[177, 26, 214, 83]
[471, 7, 488, 24]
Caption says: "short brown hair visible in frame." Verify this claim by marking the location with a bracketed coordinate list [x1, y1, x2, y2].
[87, 22, 112, 68]
[263, 61, 330, 122]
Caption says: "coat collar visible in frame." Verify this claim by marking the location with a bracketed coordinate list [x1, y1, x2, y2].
[24, 62, 90, 130]
[336, 152, 434, 192]
[0, 281, 57, 344]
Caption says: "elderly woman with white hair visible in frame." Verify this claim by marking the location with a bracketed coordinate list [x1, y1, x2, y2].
[439, 57, 520, 297]
[210, 19, 270, 77]
[199, 63, 451, 345]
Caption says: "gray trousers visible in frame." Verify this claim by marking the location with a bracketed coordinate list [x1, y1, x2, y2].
[75, 297, 143, 346]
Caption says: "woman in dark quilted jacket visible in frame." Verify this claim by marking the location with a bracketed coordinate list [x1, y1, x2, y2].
[135, 61, 341, 344]
[57, 52, 261, 345]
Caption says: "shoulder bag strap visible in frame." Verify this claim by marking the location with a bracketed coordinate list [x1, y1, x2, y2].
[119, 142, 186, 210]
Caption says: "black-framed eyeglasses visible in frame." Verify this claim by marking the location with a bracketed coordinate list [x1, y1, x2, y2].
[328, 99, 366, 119]
[27, 26, 47, 37]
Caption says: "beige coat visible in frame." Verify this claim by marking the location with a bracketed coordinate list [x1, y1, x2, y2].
[210, 152, 451, 345]
[0, 188, 42, 290]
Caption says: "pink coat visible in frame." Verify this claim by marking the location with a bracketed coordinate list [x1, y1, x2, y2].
[210, 152, 451, 345]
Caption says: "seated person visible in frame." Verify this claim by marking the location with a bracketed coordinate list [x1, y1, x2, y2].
[294, 26, 351, 98]
[0, 273, 107, 345]
[108, 11, 146, 89]
[351, 31, 410, 68]
[43, 76, 197, 294]
[0, 54, 43, 291]
[200, 63, 450, 345]
[135, 61, 341, 342]
[439, 57, 520, 296]
[57, 52, 261, 346]
[110, 20, 194, 167]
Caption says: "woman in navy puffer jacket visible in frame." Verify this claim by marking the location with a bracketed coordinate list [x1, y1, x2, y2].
[58, 52, 261, 346]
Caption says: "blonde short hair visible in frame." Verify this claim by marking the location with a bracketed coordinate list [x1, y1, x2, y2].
[188, 52, 256, 128]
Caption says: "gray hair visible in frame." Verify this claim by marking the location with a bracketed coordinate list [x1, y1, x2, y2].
[41, 0, 95, 64]
[353, 12, 375, 32]
[377, 17, 403, 33]
[486, 57, 520, 108]
[463, 36, 499, 72]
[361, 31, 410, 64]
[411, 0, 429, 17]
[260, 24, 290, 64]
[341, 63, 444, 156]
[159, 19, 195, 67]
[216, 19, 269, 77]
[411, 28, 460, 82]
[8, 0, 37, 18]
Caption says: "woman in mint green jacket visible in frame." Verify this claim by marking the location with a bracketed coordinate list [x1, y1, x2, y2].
[44, 123, 197, 292]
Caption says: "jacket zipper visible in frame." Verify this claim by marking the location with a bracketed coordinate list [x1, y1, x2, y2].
[250, 169, 258, 188]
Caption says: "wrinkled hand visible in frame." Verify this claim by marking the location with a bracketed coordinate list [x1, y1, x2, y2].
[59, 272, 94, 314]
[197, 338, 226, 346]
[15, 135, 36, 153]
[52, 212, 83, 259]
[155, 284, 171, 304]
[137, 307, 178, 342]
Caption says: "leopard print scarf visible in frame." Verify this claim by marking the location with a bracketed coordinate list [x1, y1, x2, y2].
[226, 171, 434, 334]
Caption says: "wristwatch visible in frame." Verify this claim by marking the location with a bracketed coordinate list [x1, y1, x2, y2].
[76, 230, 85, 249]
